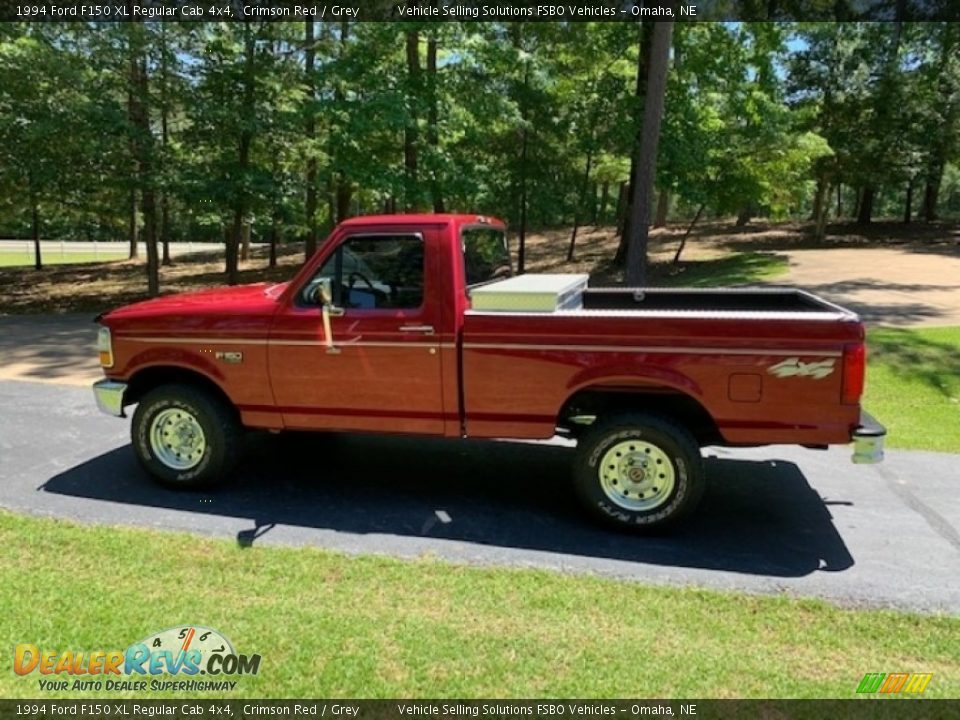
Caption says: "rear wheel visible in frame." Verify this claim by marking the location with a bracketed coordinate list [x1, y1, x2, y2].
[573, 413, 705, 531]
[131, 383, 241, 489]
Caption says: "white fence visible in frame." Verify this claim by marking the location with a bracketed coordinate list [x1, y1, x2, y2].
[0, 240, 264, 261]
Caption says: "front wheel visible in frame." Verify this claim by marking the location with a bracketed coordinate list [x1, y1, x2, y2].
[573, 413, 705, 532]
[131, 383, 241, 489]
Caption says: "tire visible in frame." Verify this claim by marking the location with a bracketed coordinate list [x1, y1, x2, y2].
[573, 413, 705, 532]
[131, 383, 242, 489]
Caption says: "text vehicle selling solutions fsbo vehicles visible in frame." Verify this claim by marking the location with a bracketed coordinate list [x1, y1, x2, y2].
[92, 214, 886, 531]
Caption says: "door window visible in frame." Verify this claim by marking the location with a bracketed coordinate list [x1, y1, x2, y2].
[301, 235, 424, 310]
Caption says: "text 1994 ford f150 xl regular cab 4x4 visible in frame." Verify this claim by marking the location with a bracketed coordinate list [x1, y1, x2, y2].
[92, 214, 886, 531]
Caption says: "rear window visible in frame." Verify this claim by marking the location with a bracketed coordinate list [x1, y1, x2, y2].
[463, 227, 512, 288]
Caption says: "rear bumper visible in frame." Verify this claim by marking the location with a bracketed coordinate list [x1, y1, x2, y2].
[852, 410, 885, 464]
[93, 379, 127, 418]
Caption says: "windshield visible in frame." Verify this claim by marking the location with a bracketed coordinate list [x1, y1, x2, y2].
[463, 227, 512, 288]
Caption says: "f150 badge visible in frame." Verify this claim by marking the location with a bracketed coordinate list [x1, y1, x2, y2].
[767, 357, 836, 379]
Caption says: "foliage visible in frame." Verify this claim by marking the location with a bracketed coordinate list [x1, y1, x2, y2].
[1, 21, 959, 282]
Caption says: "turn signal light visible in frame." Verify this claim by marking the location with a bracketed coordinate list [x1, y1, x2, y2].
[97, 326, 114, 368]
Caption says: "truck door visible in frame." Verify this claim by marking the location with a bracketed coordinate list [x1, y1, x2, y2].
[268, 230, 445, 434]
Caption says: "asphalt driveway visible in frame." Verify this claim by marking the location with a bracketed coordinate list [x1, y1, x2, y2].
[1, 379, 957, 614]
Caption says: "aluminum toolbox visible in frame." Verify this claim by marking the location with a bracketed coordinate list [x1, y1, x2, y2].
[470, 274, 589, 312]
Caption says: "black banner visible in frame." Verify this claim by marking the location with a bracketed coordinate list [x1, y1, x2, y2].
[1, 0, 959, 23]
[1, 700, 959, 720]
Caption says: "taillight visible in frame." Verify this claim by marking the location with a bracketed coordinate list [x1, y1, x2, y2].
[841, 342, 865, 405]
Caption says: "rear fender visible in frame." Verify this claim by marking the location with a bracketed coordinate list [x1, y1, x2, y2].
[565, 362, 704, 400]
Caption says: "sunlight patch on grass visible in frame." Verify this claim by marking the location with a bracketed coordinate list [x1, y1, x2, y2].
[653, 252, 790, 288]
[864, 326, 960, 453]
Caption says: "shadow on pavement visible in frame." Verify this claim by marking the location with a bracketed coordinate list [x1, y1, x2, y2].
[40, 432, 854, 578]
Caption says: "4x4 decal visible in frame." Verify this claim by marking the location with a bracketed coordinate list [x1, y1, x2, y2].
[767, 357, 836, 379]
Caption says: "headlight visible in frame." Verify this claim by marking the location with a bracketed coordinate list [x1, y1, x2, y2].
[97, 326, 114, 368]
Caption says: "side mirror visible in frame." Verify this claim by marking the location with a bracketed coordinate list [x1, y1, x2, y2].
[318, 277, 334, 306]
[317, 277, 341, 355]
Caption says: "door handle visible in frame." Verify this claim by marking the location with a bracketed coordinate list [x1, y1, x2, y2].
[398, 324, 435, 335]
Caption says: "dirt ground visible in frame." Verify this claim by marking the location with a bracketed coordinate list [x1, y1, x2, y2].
[527, 220, 960, 326]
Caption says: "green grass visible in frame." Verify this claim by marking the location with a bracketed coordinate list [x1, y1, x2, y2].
[653, 252, 790, 288]
[2, 511, 958, 699]
[864, 326, 960, 453]
[0, 251, 126, 267]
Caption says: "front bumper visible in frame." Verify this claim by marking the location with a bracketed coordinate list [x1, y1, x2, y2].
[93, 379, 127, 417]
[852, 410, 886, 464]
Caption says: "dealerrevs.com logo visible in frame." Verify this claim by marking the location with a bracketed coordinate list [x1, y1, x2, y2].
[15, 625, 261, 693]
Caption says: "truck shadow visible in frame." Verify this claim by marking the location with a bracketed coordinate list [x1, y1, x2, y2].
[40, 432, 853, 578]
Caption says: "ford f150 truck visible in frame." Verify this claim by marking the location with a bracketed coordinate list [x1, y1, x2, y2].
[92, 213, 886, 530]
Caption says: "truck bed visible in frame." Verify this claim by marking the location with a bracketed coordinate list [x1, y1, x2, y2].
[581, 287, 852, 315]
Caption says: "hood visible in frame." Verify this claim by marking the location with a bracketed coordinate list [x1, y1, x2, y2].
[102, 282, 289, 322]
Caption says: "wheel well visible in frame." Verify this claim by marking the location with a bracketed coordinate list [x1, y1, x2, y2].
[124, 366, 234, 411]
[558, 388, 721, 445]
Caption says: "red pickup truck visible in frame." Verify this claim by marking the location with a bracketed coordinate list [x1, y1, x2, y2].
[93, 213, 885, 531]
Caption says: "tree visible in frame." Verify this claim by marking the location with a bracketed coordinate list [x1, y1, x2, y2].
[125, 21, 159, 296]
[304, 19, 319, 259]
[624, 19, 673, 286]
[0, 25, 87, 269]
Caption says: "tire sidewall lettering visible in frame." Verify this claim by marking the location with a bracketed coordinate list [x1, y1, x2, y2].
[136, 397, 212, 483]
[585, 427, 690, 526]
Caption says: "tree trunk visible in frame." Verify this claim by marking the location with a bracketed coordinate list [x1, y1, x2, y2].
[813, 175, 828, 242]
[269, 213, 278, 269]
[852, 187, 861, 219]
[160, 197, 171, 266]
[615, 181, 628, 235]
[814, 183, 831, 242]
[404, 28, 421, 211]
[128, 188, 139, 259]
[567, 146, 594, 261]
[904, 180, 913, 224]
[227, 24, 256, 285]
[921, 176, 942, 222]
[857, 186, 875, 225]
[159, 23, 172, 267]
[654, 189, 669, 227]
[625, 19, 673, 286]
[241, 222, 251, 261]
[810, 176, 825, 222]
[135, 63, 158, 297]
[426, 25, 444, 213]
[921, 24, 958, 223]
[735, 204, 755, 227]
[597, 181, 610, 227]
[615, 21, 654, 266]
[836, 183, 842, 217]
[225, 222, 238, 286]
[128, 28, 158, 296]
[142, 185, 159, 297]
[517, 123, 529, 274]
[125, 27, 139, 263]
[514, 40, 531, 275]
[336, 181, 352, 223]
[304, 20, 318, 260]
[31, 200, 42, 270]
[672, 203, 704, 264]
